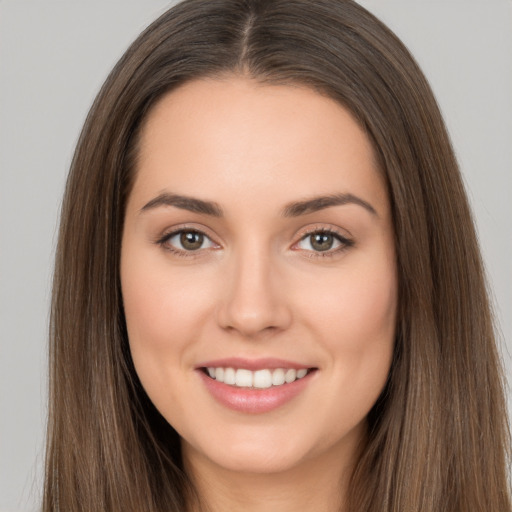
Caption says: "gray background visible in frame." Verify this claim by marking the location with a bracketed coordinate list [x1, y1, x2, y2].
[1, 1, 511, 510]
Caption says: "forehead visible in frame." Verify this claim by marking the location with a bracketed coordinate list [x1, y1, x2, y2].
[131, 77, 388, 216]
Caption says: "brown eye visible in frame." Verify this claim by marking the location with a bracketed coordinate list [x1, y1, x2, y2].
[162, 229, 216, 253]
[310, 232, 335, 251]
[180, 231, 204, 250]
[295, 229, 353, 255]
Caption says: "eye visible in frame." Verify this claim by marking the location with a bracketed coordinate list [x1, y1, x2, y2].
[161, 229, 217, 252]
[295, 230, 353, 254]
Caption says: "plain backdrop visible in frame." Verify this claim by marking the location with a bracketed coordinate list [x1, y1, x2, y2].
[1, 1, 511, 510]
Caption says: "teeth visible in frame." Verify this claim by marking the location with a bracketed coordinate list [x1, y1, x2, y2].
[224, 367, 236, 385]
[253, 369, 272, 389]
[236, 369, 253, 387]
[272, 368, 285, 386]
[285, 369, 296, 383]
[215, 367, 224, 381]
[205, 367, 310, 388]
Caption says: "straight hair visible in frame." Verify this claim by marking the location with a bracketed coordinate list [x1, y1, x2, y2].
[44, 1, 511, 510]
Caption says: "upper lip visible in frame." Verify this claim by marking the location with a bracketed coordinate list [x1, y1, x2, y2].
[195, 357, 315, 371]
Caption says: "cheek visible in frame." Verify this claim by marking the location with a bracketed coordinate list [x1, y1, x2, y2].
[122, 254, 209, 343]
[302, 261, 397, 343]
[120, 252, 215, 390]
[302, 263, 396, 435]
[298, 256, 397, 401]
[120, 257, 218, 424]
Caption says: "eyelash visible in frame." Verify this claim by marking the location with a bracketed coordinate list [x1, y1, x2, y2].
[155, 226, 354, 259]
[155, 227, 218, 259]
[295, 227, 354, 258]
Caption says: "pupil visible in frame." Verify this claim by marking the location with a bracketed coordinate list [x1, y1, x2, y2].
[311, 233, 333, 251]
[180, 231, 203, 250]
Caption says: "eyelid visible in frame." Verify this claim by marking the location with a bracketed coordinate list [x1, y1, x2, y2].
[154, 223, 353, 258]
[155, 224, 221, 256]
[291, 225, 354, 256]
[167, 231, 216, 249]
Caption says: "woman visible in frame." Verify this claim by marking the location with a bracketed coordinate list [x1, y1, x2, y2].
[44, 0, 511, 510]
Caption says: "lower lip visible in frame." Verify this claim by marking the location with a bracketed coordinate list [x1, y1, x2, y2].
[198, 370, 315, 414]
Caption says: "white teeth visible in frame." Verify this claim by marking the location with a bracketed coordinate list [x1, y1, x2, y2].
[215, 367, 224, 381]
[235, 369, 253, 387]
[271, 368, 285, 386]
[297, 368, 307, 379]
[253, 369, 272, 389]
[206, 366, 310, 388]
[224, 367, 236, 385]
[285, 369, 297, 383]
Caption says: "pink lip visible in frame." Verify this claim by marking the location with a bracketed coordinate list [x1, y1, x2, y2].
[196, 357, 312, 371]
[197, 365, 317, 414]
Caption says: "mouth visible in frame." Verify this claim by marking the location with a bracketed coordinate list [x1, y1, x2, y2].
[200, 366, 316, 389]
[196, 359, 318, 414]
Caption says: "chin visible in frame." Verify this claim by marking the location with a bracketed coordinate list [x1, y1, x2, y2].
[181, 424, 347, 477]
[203, 448, 307, 475]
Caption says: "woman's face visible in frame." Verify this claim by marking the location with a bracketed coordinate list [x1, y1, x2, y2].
[121, 77, 397, 476]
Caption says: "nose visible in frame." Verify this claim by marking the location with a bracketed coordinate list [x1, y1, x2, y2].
[216, 245, 292, 338]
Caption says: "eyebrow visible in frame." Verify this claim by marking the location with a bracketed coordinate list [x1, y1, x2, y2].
[140, 193, 223, 217]
[282, 193, 377, 217]
[139, 191, 377, 218]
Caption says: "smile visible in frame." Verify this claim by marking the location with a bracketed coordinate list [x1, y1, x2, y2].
[197, 359, 318, 414]
[204, 367, 310, 388]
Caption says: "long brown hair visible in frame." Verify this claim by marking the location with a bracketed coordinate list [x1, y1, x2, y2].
[44, 1, 511, 510]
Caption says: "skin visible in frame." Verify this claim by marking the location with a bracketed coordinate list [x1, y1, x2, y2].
[121, 77, 398, 512]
